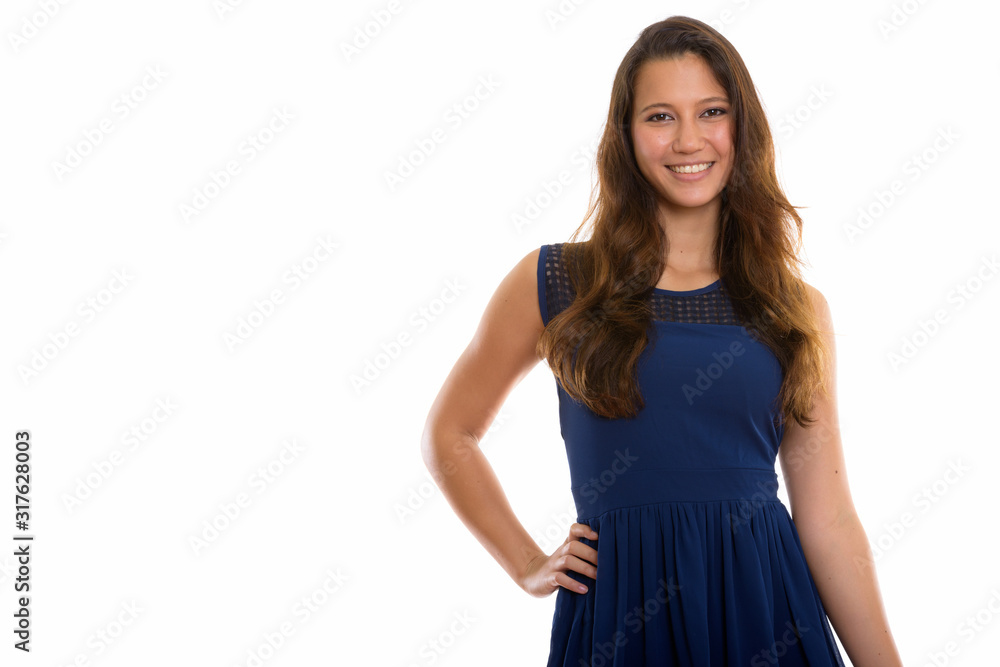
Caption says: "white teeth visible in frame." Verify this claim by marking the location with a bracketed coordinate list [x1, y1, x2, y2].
[668, 162, 713, 174]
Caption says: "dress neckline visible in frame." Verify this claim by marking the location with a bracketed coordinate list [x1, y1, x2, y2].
[652, 278, 722, 296]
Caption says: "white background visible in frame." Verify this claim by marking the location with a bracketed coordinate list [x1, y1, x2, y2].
[1, 0, 997, 665]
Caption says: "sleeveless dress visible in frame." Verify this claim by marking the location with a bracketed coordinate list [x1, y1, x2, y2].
[537, 243, 846, 666]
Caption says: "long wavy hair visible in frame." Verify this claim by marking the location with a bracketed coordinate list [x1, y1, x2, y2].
[535, 15, 830, 429]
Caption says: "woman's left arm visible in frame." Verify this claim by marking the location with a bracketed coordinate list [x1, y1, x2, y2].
[777, 284, 905, 667]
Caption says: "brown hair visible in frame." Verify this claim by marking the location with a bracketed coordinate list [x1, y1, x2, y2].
[535, 15, 830, 429]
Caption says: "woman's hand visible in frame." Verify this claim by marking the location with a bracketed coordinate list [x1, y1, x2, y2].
[519, 523, 599, 598]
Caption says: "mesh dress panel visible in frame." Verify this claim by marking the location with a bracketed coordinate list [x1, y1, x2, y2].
[542, 242, 743, 326]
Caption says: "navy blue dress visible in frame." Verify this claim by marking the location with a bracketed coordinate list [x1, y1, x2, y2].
[538, 243, 846, 666]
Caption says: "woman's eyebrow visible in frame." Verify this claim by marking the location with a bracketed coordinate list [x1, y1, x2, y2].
[637, 97, 730, 114]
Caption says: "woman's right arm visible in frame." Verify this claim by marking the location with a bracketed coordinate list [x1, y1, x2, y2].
[420, 247, 598, 597]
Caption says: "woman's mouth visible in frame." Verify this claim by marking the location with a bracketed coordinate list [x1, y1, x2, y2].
[667, 162, 714, 174]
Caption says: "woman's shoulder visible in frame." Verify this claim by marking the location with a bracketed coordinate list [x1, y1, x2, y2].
[797, 280, 833, 330]
[799, 280, 828, 308]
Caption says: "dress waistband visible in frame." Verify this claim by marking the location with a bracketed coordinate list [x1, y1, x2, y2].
[570, 467, 780, 520]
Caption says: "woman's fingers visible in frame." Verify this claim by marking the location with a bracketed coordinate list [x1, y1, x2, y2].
[553, 570, 590, 594]
[566, 523, 599, 568]
[522, 522, 601, 597]
[554, 523, 599, 591]
[568, 522, 599, 542]
[559, 552, 598, 582]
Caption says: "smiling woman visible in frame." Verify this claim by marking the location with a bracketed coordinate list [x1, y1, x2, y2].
[421, 14, 904, 667]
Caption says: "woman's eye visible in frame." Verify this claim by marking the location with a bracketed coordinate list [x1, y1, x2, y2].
[647, 109, 727, 122]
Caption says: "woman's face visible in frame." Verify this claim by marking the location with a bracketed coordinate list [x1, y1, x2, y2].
[630, 53, 734, 219]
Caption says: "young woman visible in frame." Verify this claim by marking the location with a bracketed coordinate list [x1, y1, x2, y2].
[421, 15, 903, 666]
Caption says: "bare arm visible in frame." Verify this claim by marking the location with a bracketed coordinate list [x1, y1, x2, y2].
[778, 284, 904, 666]
[420, 247, 599, 597]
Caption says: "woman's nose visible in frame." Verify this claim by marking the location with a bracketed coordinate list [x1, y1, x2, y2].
[672, 119, 703, 153]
